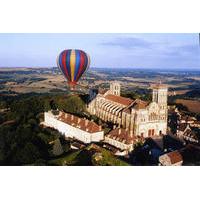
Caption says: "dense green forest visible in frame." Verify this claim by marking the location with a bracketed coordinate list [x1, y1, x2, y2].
[0, 93, 86, 165]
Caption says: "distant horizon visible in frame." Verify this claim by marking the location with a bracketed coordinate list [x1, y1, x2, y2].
[0, 33, 199, 69]
[1, 66, 200, 71]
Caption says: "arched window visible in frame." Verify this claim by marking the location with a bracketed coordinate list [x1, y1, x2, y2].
[148, 129, 151, 136]
[148, 129, 155, 137]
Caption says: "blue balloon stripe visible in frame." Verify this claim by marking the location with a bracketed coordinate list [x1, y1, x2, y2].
[75, 51, 85, 82]
[74, 50, 81, 82]
[66, 50, 72, 82]
[76, 51, 87, 81]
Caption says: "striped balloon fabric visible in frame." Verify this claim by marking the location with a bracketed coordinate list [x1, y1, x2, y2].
[57, 49, 90, 86]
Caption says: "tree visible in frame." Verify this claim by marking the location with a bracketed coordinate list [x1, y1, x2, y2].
[50, 100, 57, 110]
[56, 95, 86, 115]
[14, 142, 41, 165]
[52, 139, 64, 156]
[28, 118, 37, 127]
[0, 101, 7, 109]
[44, 100, 51, 112]
[0, 115, 4, 124]
[37, 132, 50, 145]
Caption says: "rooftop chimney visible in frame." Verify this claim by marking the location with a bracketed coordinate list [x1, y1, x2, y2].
[118, 128, 121, 134]
[65, 113, 68, 118]
[78, 118, 81, 123]
[113, 125, 116, 129]
[99, 125, 102, 131]
[71, 115, 74, 120]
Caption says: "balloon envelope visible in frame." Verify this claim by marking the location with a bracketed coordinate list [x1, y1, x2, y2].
[57, 49, 90, 86]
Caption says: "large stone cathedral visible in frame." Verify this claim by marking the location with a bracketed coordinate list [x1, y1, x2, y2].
[87, 81, 168, 138]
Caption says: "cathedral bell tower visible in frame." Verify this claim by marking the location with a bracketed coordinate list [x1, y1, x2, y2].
[110, 81, 120, 96]
[151, 82, 168, 122]
[152, 83, 168, 107]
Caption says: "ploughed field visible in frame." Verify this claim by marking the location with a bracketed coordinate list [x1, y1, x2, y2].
[176, 99, 200, 113]
[1, 67, 200, 95]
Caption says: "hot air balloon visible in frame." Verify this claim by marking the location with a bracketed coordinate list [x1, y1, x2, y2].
[57, 49, 90, 88]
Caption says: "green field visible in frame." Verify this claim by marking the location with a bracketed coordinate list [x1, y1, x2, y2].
[48, 145, 129, 166]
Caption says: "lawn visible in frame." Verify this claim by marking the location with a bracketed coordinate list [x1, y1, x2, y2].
[92, 147, 129, 166]
[48, 150, 81, 166]
[48, 145, 130, 166]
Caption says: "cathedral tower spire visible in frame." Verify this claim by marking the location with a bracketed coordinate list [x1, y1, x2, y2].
[110, 81, 120, 96]
[151, 82, 168, 107]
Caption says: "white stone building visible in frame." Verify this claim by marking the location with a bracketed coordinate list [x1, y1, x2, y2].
[87, 81, 168, 138]
[43, 111, 104, 144]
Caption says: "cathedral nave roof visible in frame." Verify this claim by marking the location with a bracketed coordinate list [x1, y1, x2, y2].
[123, 99, 149, 113]
[104, 94, 134, 107]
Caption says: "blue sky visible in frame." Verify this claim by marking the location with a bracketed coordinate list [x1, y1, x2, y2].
[0, 33, 199, 69]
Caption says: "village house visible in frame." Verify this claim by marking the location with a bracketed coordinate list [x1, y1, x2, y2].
[159, 150, 183, 166]
[178, 115, 196, 125]
[176, 123, 199, 144]
[190, 121, 200, 128]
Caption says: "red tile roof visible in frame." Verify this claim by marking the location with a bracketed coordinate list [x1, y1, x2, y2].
[106, 128, 143, 145]
[166, 151, 183, 164]
[123, 99, 149, 113]
[57, 112, 102, 134]
[105, 94, 134, 106]
[132, 99, 149, 110]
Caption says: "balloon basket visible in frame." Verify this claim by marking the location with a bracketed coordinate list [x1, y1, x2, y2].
[68, 82, 77, 91]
